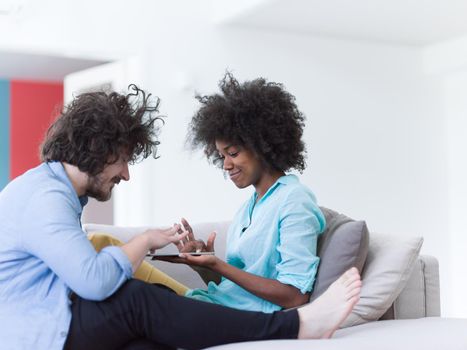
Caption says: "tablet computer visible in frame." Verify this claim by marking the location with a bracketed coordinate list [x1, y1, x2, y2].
[146, 251, 215, 258]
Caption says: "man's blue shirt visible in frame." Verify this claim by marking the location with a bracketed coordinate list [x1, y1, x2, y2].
[186, 174, 325, 312]
[0, 162, 132, 350]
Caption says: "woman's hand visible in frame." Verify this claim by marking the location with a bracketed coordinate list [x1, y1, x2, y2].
[177, 252, 219, 268]
[154, 251, 220, 269]
[176, 218, 216, 254]
[155, 218, 218, 268]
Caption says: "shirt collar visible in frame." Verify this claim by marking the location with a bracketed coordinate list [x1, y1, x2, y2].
[276, 174, 299, 185]
[254, 174, 298, 204]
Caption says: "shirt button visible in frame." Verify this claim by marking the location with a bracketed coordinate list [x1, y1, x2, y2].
[60, 331, 68, 338]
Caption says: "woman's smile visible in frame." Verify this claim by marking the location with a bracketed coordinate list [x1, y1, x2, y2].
[229, 170, 241, 181]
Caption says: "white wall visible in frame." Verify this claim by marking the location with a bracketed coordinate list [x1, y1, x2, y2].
[423, 36, 467, 317]
[443, 72, 467, 318]
[132, 28, 448, 235]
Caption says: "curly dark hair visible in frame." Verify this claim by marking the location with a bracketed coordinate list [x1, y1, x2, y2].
[188, 73, 307, 173]
[40, 84, 163, 176]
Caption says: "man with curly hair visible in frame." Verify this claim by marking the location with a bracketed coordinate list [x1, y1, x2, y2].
[162, 73, 326, 313]
[0, 85, 361, 350]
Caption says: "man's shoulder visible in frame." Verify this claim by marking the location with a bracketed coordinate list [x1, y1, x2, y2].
[3, 163, 74, 206]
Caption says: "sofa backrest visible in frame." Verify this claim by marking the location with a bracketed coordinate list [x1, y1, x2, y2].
[84, 217, 439, 321]
[83, 221, 230, 289]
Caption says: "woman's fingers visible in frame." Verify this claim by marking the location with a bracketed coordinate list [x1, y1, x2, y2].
[180, 241, 204, 253]
[181, 218, 196, 241]
[206, 232, 216, 252]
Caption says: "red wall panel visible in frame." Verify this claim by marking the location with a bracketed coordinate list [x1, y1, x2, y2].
[10, 81, 63, 179]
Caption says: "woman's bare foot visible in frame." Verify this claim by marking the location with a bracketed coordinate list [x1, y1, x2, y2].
[297, 267, 361, 339]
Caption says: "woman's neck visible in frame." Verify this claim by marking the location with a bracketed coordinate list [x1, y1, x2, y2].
[254, 170, 285, 202]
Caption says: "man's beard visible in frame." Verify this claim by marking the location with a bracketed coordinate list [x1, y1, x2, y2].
[86, 174, 119, 202]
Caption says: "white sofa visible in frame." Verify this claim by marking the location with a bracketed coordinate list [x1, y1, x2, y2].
[84, 221, 467, 350]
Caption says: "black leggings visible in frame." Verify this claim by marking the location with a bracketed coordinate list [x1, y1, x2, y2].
[64, 279, 299, 350]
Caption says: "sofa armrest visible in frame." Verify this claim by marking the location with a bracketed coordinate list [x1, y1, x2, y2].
[422, 255, 441, 317]
[381, 255, 440, 320]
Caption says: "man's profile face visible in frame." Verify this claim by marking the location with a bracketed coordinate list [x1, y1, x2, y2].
[86, 157, 130, 201]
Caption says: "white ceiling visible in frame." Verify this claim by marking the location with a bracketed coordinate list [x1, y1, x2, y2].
[0, 51, 107, 81]
[1, 0, 467, 81]
[224, 0, 467, 46]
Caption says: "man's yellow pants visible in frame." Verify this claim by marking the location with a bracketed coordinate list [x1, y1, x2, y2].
[88, 232, 189, 296]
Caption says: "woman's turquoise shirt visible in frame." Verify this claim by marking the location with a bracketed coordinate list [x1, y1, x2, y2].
[186, 174, 325, 312]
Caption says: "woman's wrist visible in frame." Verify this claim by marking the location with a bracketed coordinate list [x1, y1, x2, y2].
[209, 257, 224, 271]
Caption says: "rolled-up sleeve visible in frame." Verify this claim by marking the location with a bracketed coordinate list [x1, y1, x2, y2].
[276, 188, 325, 294]
[21, 188, 132, 301]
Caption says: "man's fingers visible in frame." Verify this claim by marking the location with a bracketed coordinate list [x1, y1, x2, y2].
[171, 230, 188, 243]
[169, 224, 182, 236]
[175, 240, 184, 250]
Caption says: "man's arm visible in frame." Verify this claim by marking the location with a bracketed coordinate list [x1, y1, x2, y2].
[22, 189, 185, 300]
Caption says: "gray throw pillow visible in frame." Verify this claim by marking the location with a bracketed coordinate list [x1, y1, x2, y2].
[309, 207, 369, 302]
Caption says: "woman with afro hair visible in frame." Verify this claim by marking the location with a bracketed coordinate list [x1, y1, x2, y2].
[170, 73, 326, 313]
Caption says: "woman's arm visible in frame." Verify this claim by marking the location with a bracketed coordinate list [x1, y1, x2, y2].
[179, 254, 309, 309]
[190, 265, 222, 285]
[165, 217, 311, 307]
[214, 260, 309, 308]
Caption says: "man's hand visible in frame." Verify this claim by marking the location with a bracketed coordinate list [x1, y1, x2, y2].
[143, 224, 188, 251]
[121, 224, 188, 274]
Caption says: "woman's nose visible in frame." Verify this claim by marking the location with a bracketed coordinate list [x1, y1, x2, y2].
[223, 157, 233, 170]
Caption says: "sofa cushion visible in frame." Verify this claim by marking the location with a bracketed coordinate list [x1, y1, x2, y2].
[341, 232, 423, 327]
[310, 207, 369, 302]
[205, 318, 467, 350]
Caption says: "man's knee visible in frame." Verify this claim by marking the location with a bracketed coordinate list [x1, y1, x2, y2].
[89, 232, 123, 252]
[117, 279, 148, 297]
